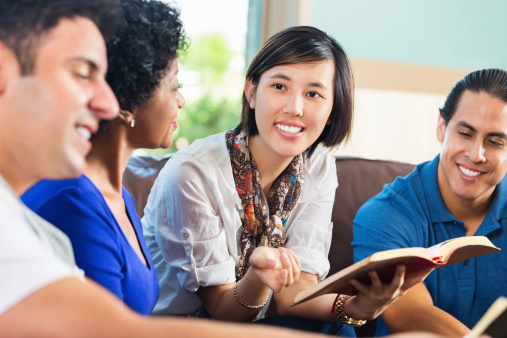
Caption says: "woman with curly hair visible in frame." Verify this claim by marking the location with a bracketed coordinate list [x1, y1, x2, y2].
[21, 0, 187, 315]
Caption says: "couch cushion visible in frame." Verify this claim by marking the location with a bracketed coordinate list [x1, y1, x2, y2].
[123, 154, 172, 218]
[329, 157, 415, 275]
[330, 157, 414, 337]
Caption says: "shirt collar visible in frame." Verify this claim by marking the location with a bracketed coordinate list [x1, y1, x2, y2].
[298, 163, 321, 203]
[421, 154, 457, 223]
[485, 170, 507, 222]
[422, 154, 507, 229]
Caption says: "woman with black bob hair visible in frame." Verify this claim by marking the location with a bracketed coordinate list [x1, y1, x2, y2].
[22, 0, 187, 315]
[239, 26, 353, 157]
[143, 26, 427, 334]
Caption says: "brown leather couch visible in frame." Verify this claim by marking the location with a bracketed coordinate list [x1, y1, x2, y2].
[123, 154, 415, 336]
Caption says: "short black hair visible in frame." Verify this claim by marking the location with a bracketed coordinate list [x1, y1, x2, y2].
[440, 69, 507, 124]
[239, 26, 354, 157]
[0, 0, 120, 75]
[105, 0, 188, 113]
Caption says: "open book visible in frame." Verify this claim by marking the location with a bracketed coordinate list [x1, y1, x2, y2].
[467, 296, 507, 338]
[293, 236, 500, 305]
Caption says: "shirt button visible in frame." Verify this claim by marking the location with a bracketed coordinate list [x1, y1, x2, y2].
[182, 232, 189, 239]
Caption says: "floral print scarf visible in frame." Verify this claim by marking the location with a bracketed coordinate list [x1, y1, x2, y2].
[226, 128, 304, 280]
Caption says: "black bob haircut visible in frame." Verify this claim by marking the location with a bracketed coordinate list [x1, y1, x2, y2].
[239, 26, 354, 157]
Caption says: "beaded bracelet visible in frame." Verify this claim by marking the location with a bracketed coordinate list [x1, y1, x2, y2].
[233, 281, 269, 309]
[332, 294, 367, 327]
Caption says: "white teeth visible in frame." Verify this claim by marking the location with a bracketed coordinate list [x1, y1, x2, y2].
[276, 124, 303, 134]
[459, 165, 481, 177]
[77, 126, 91, 140]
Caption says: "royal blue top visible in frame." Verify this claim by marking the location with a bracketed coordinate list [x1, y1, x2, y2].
[22, 175, 159, 315]
[353, 155, 507, 335]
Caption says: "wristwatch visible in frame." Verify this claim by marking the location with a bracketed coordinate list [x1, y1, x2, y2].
[334, 294, 367, 327]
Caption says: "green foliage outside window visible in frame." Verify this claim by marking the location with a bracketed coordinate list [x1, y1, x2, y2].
[183, 33, 234, 83]
[141, 33, 244, 157]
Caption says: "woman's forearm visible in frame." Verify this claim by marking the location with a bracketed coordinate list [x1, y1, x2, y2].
[196, 268, 272, 322]
[273, 272, 339, 321]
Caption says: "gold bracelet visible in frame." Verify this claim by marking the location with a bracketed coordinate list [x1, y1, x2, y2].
[334, 294, 367, 327]
[233, 281, 269, 309]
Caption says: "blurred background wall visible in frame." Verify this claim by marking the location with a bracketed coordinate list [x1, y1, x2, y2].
[154, 0, 507, 165]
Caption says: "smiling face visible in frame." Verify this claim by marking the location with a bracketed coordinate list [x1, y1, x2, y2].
[246, 61, 335, 165]
[437, 90, 507, 207]
[127, 60, 185, 149]
[0, 17, 118, 192]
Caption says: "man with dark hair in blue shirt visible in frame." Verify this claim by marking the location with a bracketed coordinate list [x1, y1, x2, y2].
[353, 68, 507, 337]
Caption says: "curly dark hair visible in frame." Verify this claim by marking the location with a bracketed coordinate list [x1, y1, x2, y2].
[105, 0, 188, 113]
[0, 0, 120, 75]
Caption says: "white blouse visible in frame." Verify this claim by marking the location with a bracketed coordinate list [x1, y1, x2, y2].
[142, 132, 338, 315]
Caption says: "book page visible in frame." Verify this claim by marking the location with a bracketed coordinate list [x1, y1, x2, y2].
[467, 296, 507, 338]
[293, 236, 499, 306]
[426, 240, 452, 257]
[428, 236, 499, 263]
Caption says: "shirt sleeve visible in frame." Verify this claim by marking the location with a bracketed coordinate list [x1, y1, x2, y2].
[285, 151, 337, 281]
[147, 155, 236, 292]
[352, 186, 424, 263]
[32, 187, 125, 300]
[0, 190, 77, 315]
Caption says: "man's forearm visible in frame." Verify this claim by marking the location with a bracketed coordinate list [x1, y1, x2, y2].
[381, 284, 470, 338]
[0, 277, 323, 338]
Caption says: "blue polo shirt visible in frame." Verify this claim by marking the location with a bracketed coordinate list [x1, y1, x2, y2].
[353, 155, 507, 336]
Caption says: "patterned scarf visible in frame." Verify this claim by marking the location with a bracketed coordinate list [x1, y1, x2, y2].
[226, 128, 304, 280]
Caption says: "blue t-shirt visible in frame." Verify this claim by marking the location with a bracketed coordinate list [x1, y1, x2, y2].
[353, 155, 507, 335]
[22, 175, 159, 315]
